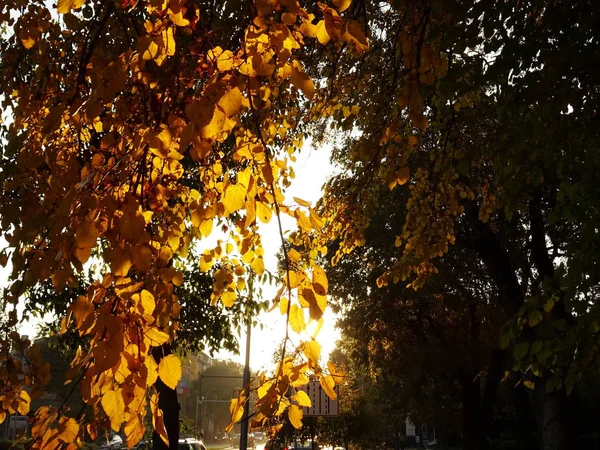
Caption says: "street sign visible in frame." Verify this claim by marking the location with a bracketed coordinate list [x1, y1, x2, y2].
[294, 381, 339, 416]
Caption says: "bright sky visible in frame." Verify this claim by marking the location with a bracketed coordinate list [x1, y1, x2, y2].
[3, 140, 339, 372]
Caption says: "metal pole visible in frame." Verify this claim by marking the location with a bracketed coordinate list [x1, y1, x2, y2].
[195, 396, 200, 430]
[239, 321, 252, 450]
[199, 374, 204, 438]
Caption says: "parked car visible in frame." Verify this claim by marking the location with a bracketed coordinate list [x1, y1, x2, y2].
[95, 432, 123, 450]
[231, 433, 255, 449]
[287, 441, 321, 450]
[426, 439, 438, 449]
[178, 438, 207, 450]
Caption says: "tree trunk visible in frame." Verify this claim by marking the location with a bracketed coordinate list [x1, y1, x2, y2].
[531, 381, 576, 450]
[541, 393, 564, 450]
[152, 344, 181, 450]
[460, 375, 483, 450]
[512, 384, 538, 450]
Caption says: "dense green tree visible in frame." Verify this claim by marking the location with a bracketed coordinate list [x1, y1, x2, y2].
[300, 2, 600, 450]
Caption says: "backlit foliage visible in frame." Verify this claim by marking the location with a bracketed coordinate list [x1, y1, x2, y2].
[0, 0, 365, 447]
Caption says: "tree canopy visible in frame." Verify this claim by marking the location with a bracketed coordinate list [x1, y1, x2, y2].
[1, 0, 600, 449]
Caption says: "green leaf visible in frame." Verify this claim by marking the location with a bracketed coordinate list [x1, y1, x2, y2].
[500, 334, 510, 349]
[513, 341, 529, 361]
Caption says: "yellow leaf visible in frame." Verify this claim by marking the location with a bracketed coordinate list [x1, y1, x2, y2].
[124, 414, 144, 449]
[57, 0, 85, 14]
[524, 380, 535, 390]
[150, 394, 169, 445]
[71, 295, 95, 334]
[320, 375, 337, 400]
[256, 201, 272, 224]
[251, 256, 265, 276]
[227, 398, 245, 432]
[17, 391, 30, 415]
[287, 271, 301, 289]
[289, 304, 305, 334]
[216, 50, 235, 71]
[292, 390, 311, 408]
[303, 340, 321, 365]
[169, 7, 190, 26]
[328, 361, 345, 384]
[288, 249, 301, 263]
[145, 327, 170, 346]
[140, 289, 155, 315]
[279, 297, 289, 315]
[201, 108, 227, 140]
[112, 246, 132, 277]
[149, 126, 172, 158]
[333, 0, 352, 12]
[146, 355, 159, 386]
[158, 354, 182, 389]
[101, 389, 125, 432]
[309, 208, 324, 230]
[219, 87, 244, 117]
[288, 404, 303, 429]
[200, 219, 213, 237]
[312, 265, 328, 296]
[221, 289, 237, 307]
[138, 36, 160, 61]
[162, 27, 176, 56]
[290, 67, 315, 100]
[223, 183, 248, 214]
[316, 20, 330, 45]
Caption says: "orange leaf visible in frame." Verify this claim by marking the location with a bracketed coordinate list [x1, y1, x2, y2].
[57, 416, 79, 443]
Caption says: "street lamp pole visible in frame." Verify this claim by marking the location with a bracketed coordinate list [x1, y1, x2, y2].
[239, 320, 252, 450]
[195, 396, 203, 435]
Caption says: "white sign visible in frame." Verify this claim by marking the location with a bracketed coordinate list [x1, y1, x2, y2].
[295, 381, 339, 416]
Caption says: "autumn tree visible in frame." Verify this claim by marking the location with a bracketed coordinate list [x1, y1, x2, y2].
[0, 0, 363, 448]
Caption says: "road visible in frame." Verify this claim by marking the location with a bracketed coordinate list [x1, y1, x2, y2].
[214, 443, 266, 450]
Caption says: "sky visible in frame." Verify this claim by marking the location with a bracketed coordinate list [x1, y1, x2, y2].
[3, 139, 339, 372]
